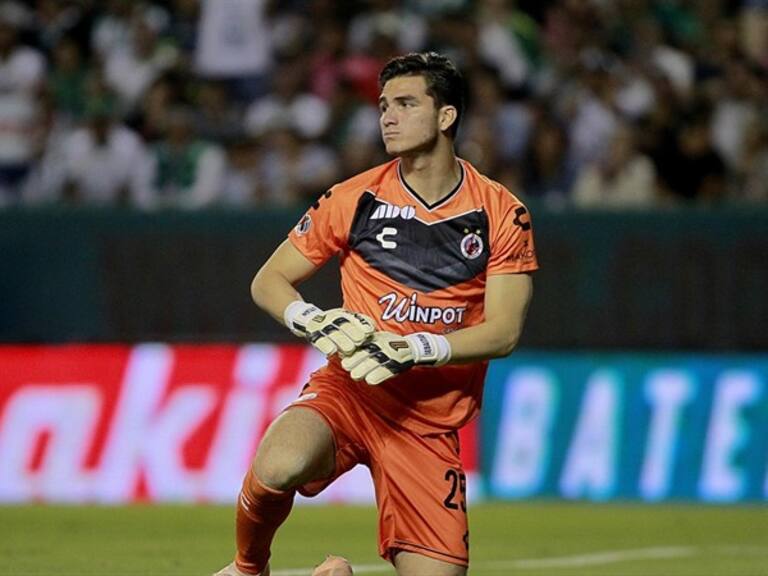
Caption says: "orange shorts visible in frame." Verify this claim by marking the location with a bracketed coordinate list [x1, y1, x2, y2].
[286, 376, 469, 567]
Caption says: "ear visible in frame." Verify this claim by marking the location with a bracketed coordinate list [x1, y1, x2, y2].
[438, 105, 458, 133]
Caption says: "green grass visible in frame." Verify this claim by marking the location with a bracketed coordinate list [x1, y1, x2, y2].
[0, 502, 766, 575]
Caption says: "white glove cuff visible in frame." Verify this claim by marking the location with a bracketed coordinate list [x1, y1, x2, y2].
[406, 332, 452, 367]
[283, 300, 322, 337]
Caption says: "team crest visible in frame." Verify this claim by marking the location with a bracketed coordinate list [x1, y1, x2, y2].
[460, 233, 484, 260]
[295, 213, 312, 236]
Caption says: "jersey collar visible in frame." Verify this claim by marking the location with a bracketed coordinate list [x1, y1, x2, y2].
[397, 159, 465, 212]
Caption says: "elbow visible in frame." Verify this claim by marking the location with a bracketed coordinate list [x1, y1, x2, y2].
[493, 333, 520, 359]
[250, 268, 269, 309]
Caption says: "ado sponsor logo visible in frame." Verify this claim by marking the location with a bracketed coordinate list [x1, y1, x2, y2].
[370, 202, 417, 221]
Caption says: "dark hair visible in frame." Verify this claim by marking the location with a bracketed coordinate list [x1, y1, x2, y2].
[379, 52, 465, 138]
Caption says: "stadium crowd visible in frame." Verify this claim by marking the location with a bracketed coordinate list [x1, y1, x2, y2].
[0, 0, 767, 210]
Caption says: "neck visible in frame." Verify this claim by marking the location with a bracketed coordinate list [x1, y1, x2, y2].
[398, 141, 461, 206]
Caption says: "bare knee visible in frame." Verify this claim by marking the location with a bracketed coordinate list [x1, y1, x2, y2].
[253, 449, 314, 491]
[393, 551, 467, 576]
[396, 563, 466, 576]
[251, 408, 335, 491]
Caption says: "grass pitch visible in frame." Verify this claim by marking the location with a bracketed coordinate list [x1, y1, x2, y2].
[0, 502, 766, 575]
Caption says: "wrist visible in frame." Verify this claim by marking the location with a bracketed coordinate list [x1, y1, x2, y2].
[406, 332, 452, 366]
[283, 300, 322, 336]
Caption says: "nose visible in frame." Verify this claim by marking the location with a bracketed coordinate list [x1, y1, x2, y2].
[381, 108, 397, 127]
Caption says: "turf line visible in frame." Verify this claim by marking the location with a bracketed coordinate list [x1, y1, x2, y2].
[270, 545, 699, 575]
[504, 546, 697, 569]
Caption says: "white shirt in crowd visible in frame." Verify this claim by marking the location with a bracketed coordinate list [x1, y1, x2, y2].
[104, 44, 178, 110]
[0, 45, 45, 164]
[572, 155, 658, 210]
[136, 144, 226, 210]
[245, 94, 330, 140]
[195, 0, 271, 78]
[62, 125, 148, 204]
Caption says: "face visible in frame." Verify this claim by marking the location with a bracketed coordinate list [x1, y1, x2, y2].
[379, 75, 453, 156]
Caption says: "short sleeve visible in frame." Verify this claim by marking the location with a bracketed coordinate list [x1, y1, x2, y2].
[487, 202, 539, 275]
[288, 187, 352, 266]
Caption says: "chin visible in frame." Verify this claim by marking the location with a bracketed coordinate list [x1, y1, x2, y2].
[385, 142, 421, 158]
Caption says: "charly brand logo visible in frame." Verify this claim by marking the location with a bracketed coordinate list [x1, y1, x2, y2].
[295, 213, 312, 236]
[376, 227, 398, 249]
[379, 292, 466, 325]
[370, 203, 417, 220]
[460, 232, 484, 260]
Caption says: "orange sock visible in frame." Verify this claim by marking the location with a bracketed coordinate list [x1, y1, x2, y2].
[235, 468, 295, 575]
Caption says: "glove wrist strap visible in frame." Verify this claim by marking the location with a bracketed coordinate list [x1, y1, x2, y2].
[406, 332, 452, 366]
[283, 300, 322, 337]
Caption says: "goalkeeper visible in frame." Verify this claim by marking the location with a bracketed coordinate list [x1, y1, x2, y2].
[215, 52, 537, 576]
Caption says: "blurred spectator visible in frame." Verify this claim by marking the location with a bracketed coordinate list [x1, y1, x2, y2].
[258, 126, 339, 206]
[127, 73, 183, 142]
[734, 120, 768, 202]
[565, 51, 620, 171]
[338, 135, 384, 181]
[0, 5, 45, 204]
[572, 123, 658, 210]
[460, 66, 532, 166]
[341, 30, 397, 105]
[427, 8, 481, 72]
[219, 136, 263, 206]
[710, 59, 762, 170]
[56, 97, 148, 205]
[347, 0, 426, 55]
[32, 0, 88, 57]
[192, 80, 244, 142]
[137, 106, 225, 209]
[308, 21, 347, 101]
[20, 93, 68, 205]
[630, 17, 695, 101]
[658, 111, 727, 203]
[739, 0, 768, 67]
[103, 5, 177, 112]
[475, 0, 535, 89]
[166, 0, 200, 56]
[47, 37, 90, 123]
[194, 0, 272, 101]
[91, 0, 135, 61]
[324, 78, 379, 151]
[519, 111, 573, 204]
[245, 58, 330, 139]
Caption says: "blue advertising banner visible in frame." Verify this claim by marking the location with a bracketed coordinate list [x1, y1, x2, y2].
[483, 354, 768, 502]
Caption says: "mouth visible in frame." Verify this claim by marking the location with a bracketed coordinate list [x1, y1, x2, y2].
[383, 132, 399, 139]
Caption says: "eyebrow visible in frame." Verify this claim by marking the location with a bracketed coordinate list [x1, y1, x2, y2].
[378, 95, 420, 106]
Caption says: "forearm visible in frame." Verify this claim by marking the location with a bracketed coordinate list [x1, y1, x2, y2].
[444, 319, 522, 364]
[250, 268, 303, 326]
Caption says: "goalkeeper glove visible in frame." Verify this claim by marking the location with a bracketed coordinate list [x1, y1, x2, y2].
[341, 331, 452, 385]
[284, 300, 375, 356]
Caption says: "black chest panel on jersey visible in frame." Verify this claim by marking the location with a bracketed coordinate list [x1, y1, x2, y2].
[348, 192, 489, 293]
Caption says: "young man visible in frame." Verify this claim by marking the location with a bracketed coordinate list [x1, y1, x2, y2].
[215, 52, 538, 576]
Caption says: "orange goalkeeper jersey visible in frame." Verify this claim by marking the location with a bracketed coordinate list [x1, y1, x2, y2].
[288, 158, 538, 434]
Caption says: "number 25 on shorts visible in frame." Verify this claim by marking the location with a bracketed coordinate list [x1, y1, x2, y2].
[443, 468, 466, 512]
